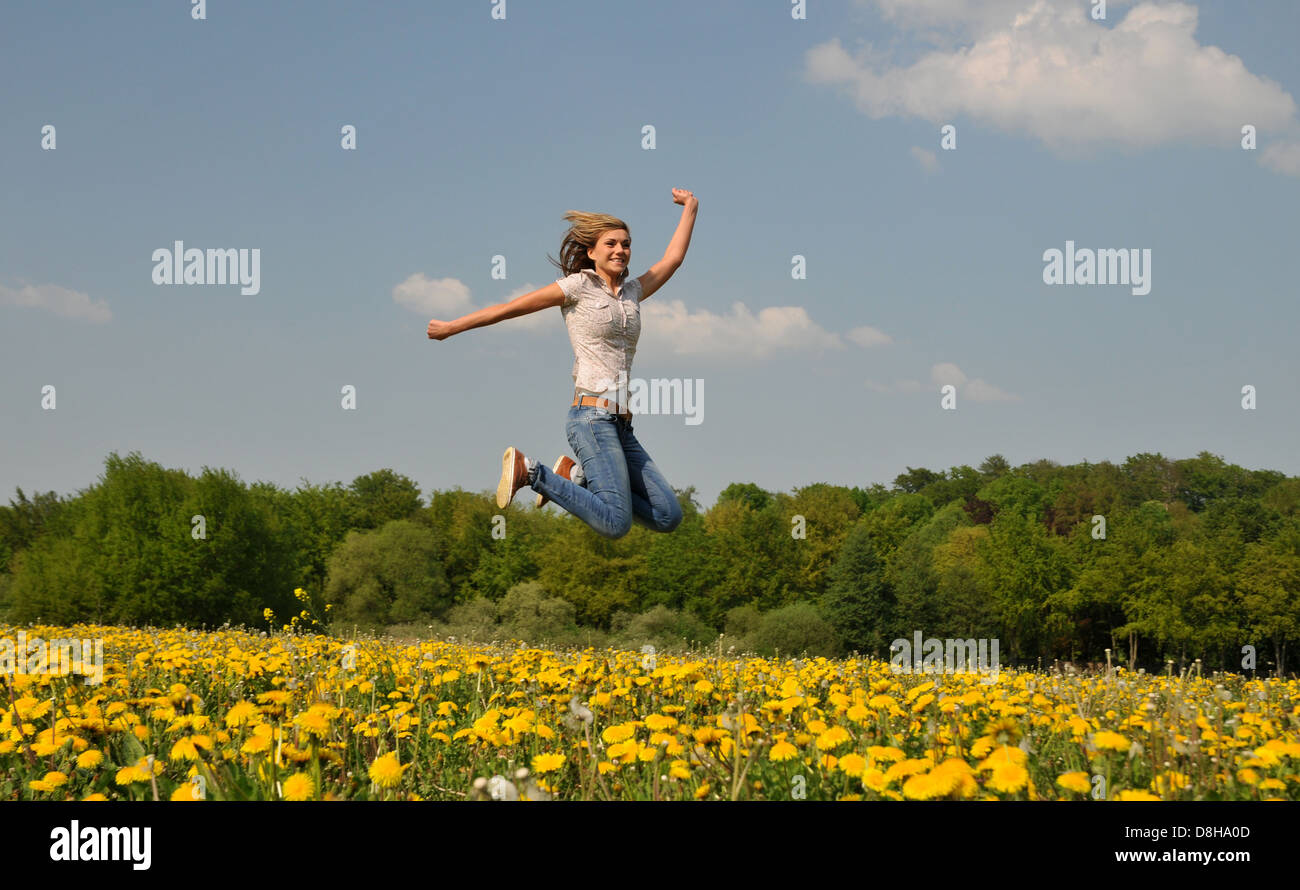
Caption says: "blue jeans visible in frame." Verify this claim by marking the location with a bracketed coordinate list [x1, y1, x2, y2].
[530, 405, 683, 538]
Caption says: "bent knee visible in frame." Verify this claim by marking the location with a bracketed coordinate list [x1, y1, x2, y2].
[597, 511, 634, 539]
[661, 502, 683, 533]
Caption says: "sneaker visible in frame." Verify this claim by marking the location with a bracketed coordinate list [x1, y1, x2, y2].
[497, 446, 530, 508]
[536, 456, 581, 508]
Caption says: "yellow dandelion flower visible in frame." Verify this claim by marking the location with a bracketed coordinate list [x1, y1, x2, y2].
[241, 732, 272, 755]
[294, 711, 331, 737]
[867, 745, 905, 764]
[987, 762, 1029, 794]
[282, 772, 315, 801]
[223, 701, 259, 728]
[1057, 771, 1091, 794]
[769, 740, 799, 762]
[602, 723, 636, 744]
[1115, 789, 1161, 801]
[902, 772, 942, 800]
[669, 760, 691, 780]
[531, 753, 565, 774]
[694, 783, 711, 799]
[837, 753, 867, 777]
[606, 741, 637, 762]
[978, 745, 1028, 770]
[926, 759, 972, 797]
[816, 726, 851, 751]
[882, 758, 931, 786]
[1093, 731, 1130, 752]
[114, 764, 150, 786]
[694, 726, 726, 745]
[77, 749, 104, 770]
[368, 752, 407, 788]
[644, 714, 678, 732]
[862, 768, 888, 793]
[170, 737, 200, 762]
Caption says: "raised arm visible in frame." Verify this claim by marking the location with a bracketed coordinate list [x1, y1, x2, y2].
[638, 188, 698, 302]
[427, 282, 565, 340]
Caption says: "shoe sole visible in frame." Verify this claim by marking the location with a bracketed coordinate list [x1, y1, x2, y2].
[497, 447, 518, 508]
[536, 456, 572, 508]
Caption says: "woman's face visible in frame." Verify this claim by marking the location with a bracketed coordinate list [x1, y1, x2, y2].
[588, 229, 630, 279]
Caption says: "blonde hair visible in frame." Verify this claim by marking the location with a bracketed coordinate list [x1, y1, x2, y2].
[548, 210, 631, 283]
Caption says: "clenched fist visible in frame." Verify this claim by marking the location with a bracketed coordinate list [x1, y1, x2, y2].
[671, 188, 698, 210]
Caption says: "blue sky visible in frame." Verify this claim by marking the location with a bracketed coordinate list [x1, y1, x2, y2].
[2, 0, 1298, 511]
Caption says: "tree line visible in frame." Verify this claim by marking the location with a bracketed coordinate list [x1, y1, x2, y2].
[1, 449, 1297, 675]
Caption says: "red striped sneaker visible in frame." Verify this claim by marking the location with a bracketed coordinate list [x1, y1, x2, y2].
[536, 456, 582, 508]
[497, 446, 531, 508]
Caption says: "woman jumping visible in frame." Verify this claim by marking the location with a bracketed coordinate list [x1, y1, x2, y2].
[426, 188, 699, 538]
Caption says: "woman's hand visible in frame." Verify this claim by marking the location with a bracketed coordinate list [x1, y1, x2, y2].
[671, 188, 698, 211]
[427, 319, 455, 340]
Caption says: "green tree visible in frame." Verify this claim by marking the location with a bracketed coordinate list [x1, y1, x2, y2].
[975, 510, 1072, 662]
[858, 493, 935, 558]
[888, 502, 971, 641]
[776, 483, 861, 602]
[284, 479, 359, 605]
[0, 487, 68, 575]
[324, 519, 450, 628]
[716, 482, 773, 513]
[748, 602, 839, 657]
[820, 519, 893, 655]
[349, 469, 424, 530]
[643, 488, 719, 615]
[1237, 519, 1300, 676]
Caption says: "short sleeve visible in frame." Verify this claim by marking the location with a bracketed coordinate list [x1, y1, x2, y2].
[556, 273, 581, 309]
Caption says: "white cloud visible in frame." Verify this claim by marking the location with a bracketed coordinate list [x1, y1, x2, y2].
[0, 282, 111, 323]
[865, 361, 1020, 401]
[910, 145, 941, 172]
[808, 0, 1300, 172]
[392, 275, 560, 332]
[392, 274, 475, 317]
[1260, 139, 1300, 177]
[642, 299, 844, 359]
[846, 324, 894, 347]
[394, 273, 894, 360]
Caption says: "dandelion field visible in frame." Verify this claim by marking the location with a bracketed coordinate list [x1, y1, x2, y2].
[3, 623, 1298, 802]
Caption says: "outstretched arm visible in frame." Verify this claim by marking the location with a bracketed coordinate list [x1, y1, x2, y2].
[427, 282, 565, 340]
[638, 188, 698, 302]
